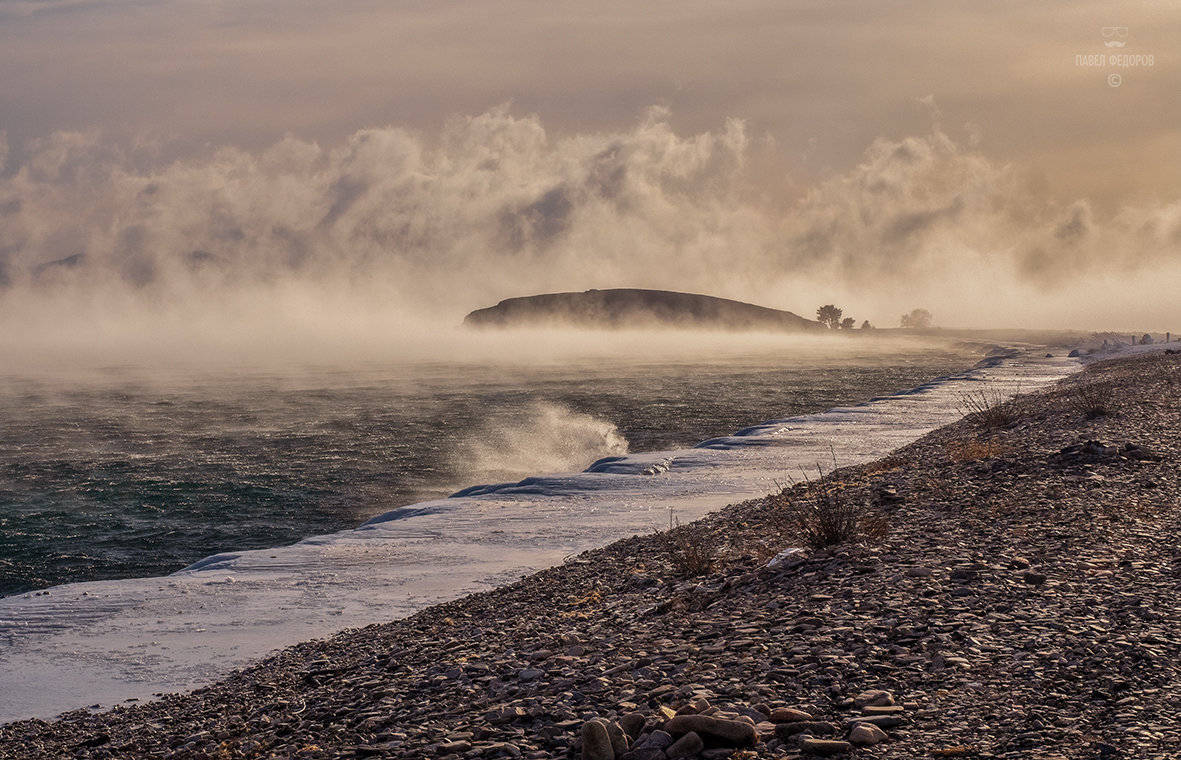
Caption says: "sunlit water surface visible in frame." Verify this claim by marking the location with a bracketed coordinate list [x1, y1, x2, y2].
[0, 340, 981, 597]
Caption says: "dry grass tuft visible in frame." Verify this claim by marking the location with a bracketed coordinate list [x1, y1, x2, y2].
[776, 470, 888, 550]
[665, 520, 720, 577]
[1065, 380, 1115, 418]
[957, 383, 1024, 430]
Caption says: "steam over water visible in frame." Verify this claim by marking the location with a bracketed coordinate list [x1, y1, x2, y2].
[0, 341, 978, 597]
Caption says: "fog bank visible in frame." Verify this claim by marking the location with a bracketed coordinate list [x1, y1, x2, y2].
[0, 107, 1177, 364]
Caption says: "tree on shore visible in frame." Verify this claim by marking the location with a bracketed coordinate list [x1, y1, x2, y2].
[840, 317, 856, 330]
[861, 320, 873, 330]
[900, 308, 933, 329]
[816, 304, 843, 329]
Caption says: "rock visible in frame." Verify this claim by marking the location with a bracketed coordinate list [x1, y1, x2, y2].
[799, 737, 853, 756]
[488, 706, 528, 724]
[853, 690, 894, 708]
[846, 714, 904, 729]
[1021, 570, 1047, 585]
[581, 721, 614, 760]
[664, 715, 756, 746]
[605, 721, 630, 757]
[619, 749, 665, 760]
[666, 730, 704, 759]
[848, 723, 888, 746]
[775, 721, 839, 738]
[1068, 348, 1081, 357]
[619, 713, 647, 741]
[949, 567, 979, 581]
[905, 566, 934, 578]
[636, 730, 674, 751]
[860, 705, 904, 715]
[701, 750, 736, 760]
[767, 708, 813, 723]
[734, 706, 768, 723]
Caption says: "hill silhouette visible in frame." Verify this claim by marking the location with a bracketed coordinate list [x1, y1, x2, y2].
[464, 289, 823, 332]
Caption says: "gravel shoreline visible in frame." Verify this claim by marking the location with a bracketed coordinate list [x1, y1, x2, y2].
[1, 350, 1178, 760]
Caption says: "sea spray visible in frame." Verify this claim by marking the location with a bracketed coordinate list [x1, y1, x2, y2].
[455, 400, 629, 485]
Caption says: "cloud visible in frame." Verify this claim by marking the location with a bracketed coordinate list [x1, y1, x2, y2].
[0, 106, 1177, 337]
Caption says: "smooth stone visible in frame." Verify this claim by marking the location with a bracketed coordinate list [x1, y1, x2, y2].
[846, 714, 904, 729]
[906, 567, 934, 578]
[605, 721, 630, 756]
[666, 731, 704, 759]
[775, 721, 838, 738]
[849, 723, 888, 746]
[768, 708, 813, 723]
[701, 750, 737, 760]
[619, 749, 665, 760]
[637, 730, 674, 751]
[853, 690, 894, 708]
[860, 705, 905, 716]
[581, 721, 614, 760]
[799, 737, 853, 756]
[663, 715, 757, 746]
[619, 713, 647, 740]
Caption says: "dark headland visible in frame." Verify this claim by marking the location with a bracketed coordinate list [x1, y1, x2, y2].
[2, 349, 1179, 758]
[464, 289, 824, 332]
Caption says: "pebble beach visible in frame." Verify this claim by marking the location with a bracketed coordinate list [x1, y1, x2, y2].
[1, 349, 1178, 760]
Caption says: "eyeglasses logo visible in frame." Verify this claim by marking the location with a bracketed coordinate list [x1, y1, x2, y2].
[1102, 27, 1128, 48]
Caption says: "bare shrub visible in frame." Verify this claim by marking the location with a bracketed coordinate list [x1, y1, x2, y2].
[665, 519, 719, 577]
[957, 383, 1023, 430]
[777, 467, 887, 551]
[1064, 380, 1116, 419]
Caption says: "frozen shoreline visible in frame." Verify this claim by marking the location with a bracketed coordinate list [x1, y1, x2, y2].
[0, 348, 1079, 724]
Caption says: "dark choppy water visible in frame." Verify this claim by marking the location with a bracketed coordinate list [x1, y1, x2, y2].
[0, 343, 978, 596]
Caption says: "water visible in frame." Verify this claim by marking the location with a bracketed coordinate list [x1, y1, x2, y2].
[0, 336, 1081, 722]
[0, 341, 979, 597]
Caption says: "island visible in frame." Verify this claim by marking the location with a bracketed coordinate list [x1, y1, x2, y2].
[463, 288, 824, 331]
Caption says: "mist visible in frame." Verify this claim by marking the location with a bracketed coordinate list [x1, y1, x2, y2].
[1, 0, 1179, 362]
[0, 104, 1176, 370]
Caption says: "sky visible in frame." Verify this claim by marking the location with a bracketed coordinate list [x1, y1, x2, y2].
[0, 0, 1178, 341]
